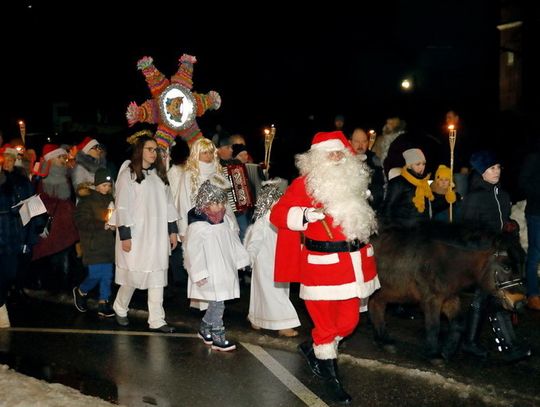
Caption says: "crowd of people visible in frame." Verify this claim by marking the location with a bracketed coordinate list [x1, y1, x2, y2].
[1, 109, 539, 404]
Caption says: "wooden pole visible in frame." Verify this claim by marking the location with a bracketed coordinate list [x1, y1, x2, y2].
[448, 125, 457, 223]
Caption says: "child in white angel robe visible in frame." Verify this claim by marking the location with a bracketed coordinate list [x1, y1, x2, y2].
[184, 175, 250, 351]
[244, 180, 300, 336]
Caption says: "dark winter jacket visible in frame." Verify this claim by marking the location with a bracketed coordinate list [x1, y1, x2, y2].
[431, 191, 462, 223]
[364, 150, 385, 211]
[459, 172, 511, 232]
[0, 167, 35, 254]
[380, 170, 431, 227]
[518, 149, 540, 216]
[74, 189, 115, 266]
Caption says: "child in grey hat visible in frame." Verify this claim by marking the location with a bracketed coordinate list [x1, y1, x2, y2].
[183, 174, 250, 351]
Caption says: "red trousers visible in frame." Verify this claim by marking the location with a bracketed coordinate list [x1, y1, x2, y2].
[305, 298, 360, 345]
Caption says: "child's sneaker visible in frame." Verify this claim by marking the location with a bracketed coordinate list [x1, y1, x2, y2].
[198, 320, 213, 345]
[211, 327, 236, 352]
[73, 287, 88, 312]
[98, 302, 115, 318]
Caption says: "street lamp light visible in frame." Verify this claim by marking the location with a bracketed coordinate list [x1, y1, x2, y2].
[401, 78, 413, 91]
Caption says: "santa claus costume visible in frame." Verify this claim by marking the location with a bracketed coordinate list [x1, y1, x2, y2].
[270, 131, 379, 404]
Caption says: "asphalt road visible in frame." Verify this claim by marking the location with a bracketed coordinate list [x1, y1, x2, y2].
[1, 287, 539, 407]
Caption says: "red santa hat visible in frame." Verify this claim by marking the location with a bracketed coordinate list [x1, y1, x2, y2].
[77, 136, 100, 154]
[310, 131, 354, 153]
[0, 144, 18, 158]
[42, 144, 67, 162]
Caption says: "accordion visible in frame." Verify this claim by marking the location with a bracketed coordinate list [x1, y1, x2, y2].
[222, 164, 254, 213]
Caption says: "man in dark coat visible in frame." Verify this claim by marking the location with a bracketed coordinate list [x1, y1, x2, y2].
[0, 145, 36, 327]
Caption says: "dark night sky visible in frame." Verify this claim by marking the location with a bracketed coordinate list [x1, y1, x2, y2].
[1, 0, 500, 170]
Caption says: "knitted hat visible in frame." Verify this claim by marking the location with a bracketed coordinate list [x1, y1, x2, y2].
[232, 143, 247, 159]
[402, 148, 425, 165]
[435, 165, 452, 180]
[470, 150, 499, 175]
[94, 168, 113, 186]
[252, 178, 284, 221]
[42, 144, 67, 162]
[310, 131, 353, 153]
[195, 173, 230, 213]
[77, 136, 100, 154]
[0, 144, 18, 158]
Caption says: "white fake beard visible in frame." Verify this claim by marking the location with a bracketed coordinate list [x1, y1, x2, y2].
[297, 150, 378, 242]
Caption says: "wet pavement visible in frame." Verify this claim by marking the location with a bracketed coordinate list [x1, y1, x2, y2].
[1, 285, 540, 406]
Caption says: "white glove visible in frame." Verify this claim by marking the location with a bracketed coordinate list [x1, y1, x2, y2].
[40, 228, 49, 239]
[304, 207, 325, 223]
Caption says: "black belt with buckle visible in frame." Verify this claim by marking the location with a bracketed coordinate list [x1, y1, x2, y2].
[304, 237, 365, 253]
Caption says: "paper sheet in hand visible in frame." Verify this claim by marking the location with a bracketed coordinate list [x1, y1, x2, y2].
[14, 195, 47, 226]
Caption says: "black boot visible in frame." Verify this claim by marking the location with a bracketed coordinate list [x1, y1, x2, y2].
[318, 358, 352, 404]
[297, 341, 323, 378]
[489, 311, 531, 363]
[461, 296, 488, 358]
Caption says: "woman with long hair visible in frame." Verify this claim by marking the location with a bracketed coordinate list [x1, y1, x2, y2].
[112, 133, 179, 332]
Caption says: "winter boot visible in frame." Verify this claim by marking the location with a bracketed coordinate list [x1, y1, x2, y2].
[198, 320, 213, 345]
[489, 311, 531, 363]
[318, 358, 352, 404]
[0, 304, 10, 328]
[297, 341, 324, 378]
[98, 301, 115, 318]
[73, 287, 88, 312]
[210, 327, 236, 352]
[461, 304, 488, 358]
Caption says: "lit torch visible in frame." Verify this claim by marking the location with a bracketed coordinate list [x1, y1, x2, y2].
[368, 129, 377, 150]
[18, 120, 26, 144]
[448, 124, 457, 223]
[263, 124, 276, 179]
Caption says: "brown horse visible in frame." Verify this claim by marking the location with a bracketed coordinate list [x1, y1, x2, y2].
[369, 222, 525, 361]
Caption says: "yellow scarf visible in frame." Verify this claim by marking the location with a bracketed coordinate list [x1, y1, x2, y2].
[400, 167, 434, 213]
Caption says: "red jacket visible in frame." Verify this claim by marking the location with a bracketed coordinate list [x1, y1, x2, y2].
[270, 176, 379, 300]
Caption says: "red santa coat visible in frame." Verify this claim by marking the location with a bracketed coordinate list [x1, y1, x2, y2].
[270, 176, 379, 301]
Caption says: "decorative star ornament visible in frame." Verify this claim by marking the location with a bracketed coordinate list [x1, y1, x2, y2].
[126, 54, 221, 149]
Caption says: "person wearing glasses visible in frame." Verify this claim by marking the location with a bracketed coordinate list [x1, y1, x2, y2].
[72, 136, 107, 196]
[111, 133, 179, 333]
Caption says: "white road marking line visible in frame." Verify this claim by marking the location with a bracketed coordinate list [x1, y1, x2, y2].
[241, 342, 328, 407]
[6, 327, 198, 338]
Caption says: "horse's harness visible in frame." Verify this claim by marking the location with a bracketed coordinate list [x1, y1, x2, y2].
[492, 250, 522, 291]
[492, 250, 525, 311]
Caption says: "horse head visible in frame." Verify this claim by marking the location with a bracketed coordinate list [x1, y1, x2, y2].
[481, 247, 526, 313]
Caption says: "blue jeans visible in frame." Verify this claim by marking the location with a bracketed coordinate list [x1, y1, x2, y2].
[526, 215, 540, 297]
[80, 263, 113, 301]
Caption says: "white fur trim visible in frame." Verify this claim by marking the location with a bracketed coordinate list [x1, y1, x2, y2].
[307, 253, 339, 265]
[2, 147, 18, 157]
[388, 167, 402, 180]
[300, 282, 358, 300]
[310, 139, 345, 152]
[82, 139, 99, 154]
[287, 206, 308, 231]
[358, 277, 381, 298]
[300, 277, 381, 300]
[314, 342, 337, 359]
[44, 148, 67, 162]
